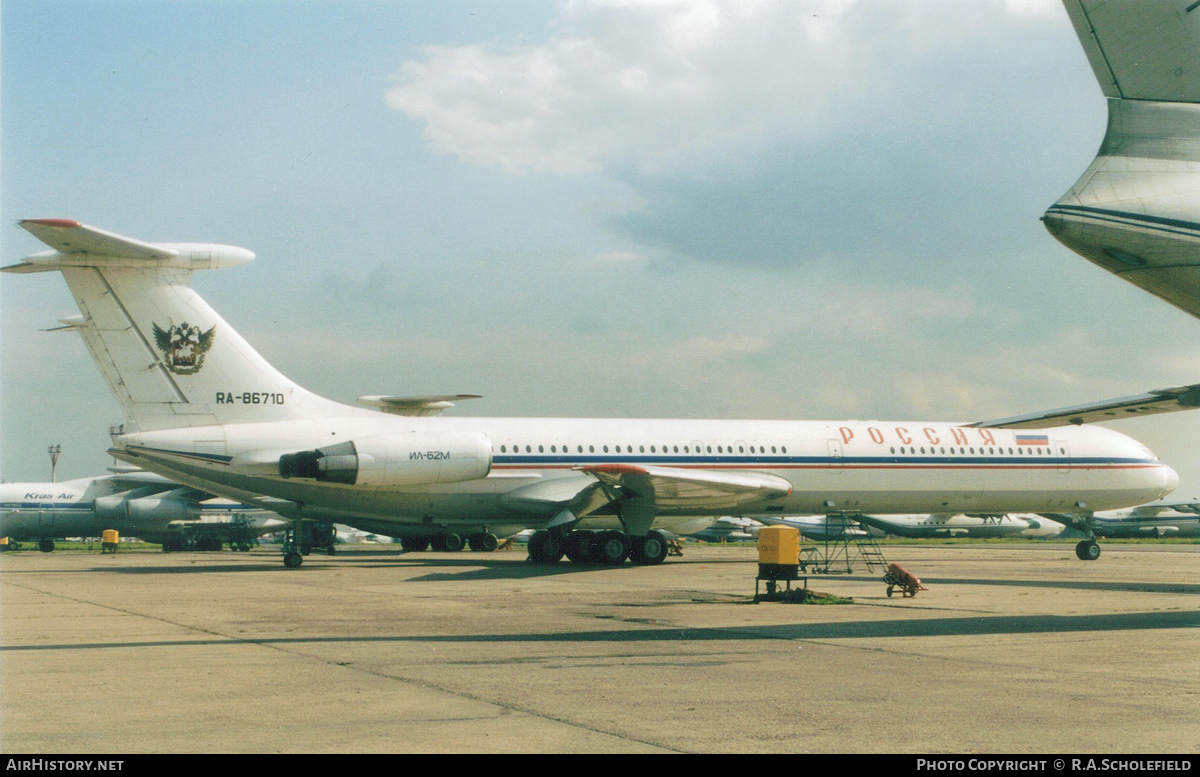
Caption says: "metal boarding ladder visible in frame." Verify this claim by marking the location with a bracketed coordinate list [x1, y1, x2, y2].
[851, 525, 888, 572]
[802, 512, 889, 574]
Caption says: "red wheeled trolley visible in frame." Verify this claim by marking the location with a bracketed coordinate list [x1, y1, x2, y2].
[883, 563, 928, 597]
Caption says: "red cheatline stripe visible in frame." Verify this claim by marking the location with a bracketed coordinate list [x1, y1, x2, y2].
[492, 463, 1158, 471]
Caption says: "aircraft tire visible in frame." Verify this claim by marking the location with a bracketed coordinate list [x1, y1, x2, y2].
[595, 531, 630, 565]
[283, 552, 303, 568]
[564, 531, 594, 563]
[468, 532, 499, 552]
[629, 531, 668, 566]
[527, 531, 564, 564]
[38, 539, 55, 553]
[441, 533, 464, 552]
[1075, 540, 1101, 561]
[400, 536, 430, 553]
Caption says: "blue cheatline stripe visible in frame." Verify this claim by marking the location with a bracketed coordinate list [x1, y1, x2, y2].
[1045, 204, 1200, 240]
[0, 504, 94, 510]
[491, 455, 1152, 466]
[124, 445, 234, 463]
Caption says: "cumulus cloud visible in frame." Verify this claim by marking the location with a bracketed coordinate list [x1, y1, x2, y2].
[387, 0, 1065, 176]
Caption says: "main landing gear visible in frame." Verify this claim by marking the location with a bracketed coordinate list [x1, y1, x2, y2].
[1075, 538, 1102, 561]
[400, 532, 499, 553]
[527, 529, 670, 566]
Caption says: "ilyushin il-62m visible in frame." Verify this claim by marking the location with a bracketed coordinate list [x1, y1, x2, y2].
[4, 218, 1190, 567]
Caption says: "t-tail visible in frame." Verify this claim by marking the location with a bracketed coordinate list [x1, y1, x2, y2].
[2, 219, 354, 432]
[1044, 1, 1200, 318]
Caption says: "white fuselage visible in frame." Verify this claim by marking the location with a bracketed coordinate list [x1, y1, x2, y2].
[114, 415, 1179, 539]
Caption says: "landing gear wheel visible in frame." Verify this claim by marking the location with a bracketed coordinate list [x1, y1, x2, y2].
[440, 533, 464, 552]
[595, 531, 630, 565]
[468, 532, 499, 552]
[527, 531, 565, 564]
[38, 539, 55, 553]
[283, 551, 303, 568]
[1075, 540, 1101, 561]
[629, 531, 669, 566]
[400, 536, 430, 553]
[564, 531, 595, 564]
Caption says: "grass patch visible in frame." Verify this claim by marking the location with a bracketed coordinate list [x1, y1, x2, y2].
[762, 588, 854, 605]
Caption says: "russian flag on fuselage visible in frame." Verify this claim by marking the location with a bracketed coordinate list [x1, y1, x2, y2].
[1015, 434, 1050, 446]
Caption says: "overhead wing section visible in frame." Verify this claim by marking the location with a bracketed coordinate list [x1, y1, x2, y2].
[1064, 0, 1200, 103]
[357, 394, 482, 417]
[18, 219, 180, 260]
[1046, 2, 1200, 320]
[968, 382, 1200, 429]
[575, 463, 792, 511]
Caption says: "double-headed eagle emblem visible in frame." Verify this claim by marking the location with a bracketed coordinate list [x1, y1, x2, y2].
[152, 321, 216, 375]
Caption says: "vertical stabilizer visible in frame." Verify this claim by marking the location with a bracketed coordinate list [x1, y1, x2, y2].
[3, 220, 353, 432]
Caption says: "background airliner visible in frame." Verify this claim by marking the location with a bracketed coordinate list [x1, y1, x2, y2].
[2, 220, 1187, 567]
[1051, 499, 1200, 539]
[0, 470, 287, 552]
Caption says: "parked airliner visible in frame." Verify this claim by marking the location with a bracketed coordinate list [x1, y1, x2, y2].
[3, 221, 1188, 567]
[854, 513, 1045, 540]
[0, 470, 287, 551]
[1050, 499, 1200, 539]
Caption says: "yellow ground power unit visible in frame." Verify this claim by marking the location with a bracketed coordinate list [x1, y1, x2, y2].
[757, 525, 799, 565]
[101, 529, 120, 554]
[756, 526, 801, 600]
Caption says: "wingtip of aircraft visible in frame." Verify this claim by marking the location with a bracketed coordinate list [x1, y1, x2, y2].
[19, 219, 81, 229]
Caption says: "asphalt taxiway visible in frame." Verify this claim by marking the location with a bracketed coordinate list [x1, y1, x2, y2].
[2, 542, 1197, 753]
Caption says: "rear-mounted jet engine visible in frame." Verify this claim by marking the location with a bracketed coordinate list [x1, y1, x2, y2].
[278, 433, 492, 488]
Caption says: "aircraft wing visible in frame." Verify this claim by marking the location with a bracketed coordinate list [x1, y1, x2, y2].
[968, 382, 1200, 429]
[1044, 2, 1200, 320]
[1132, 501, 1200, 517]
[575, 464, 792, 511]
[15, 219, 180, 260]
[356, 394, 482, 416]
[104, 470, 183, 491]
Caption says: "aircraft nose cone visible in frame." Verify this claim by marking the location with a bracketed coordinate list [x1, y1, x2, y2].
[1161, 464, 1180, 495]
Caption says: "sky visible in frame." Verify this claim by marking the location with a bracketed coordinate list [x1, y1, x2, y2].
[4, 0, 1200, 496]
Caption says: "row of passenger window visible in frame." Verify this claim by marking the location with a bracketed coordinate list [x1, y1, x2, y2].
[498, 443, 789, 455]
[891, 446, 1066, 456]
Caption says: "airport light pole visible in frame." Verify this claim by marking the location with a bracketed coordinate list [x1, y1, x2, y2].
[48, 444, 61, 483]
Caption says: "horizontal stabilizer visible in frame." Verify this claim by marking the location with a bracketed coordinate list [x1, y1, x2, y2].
[19, 219, 179, 260]
[969, 382, 1200, 429]
[3, 219, 254, 272]
[357, 394, 482, 417]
